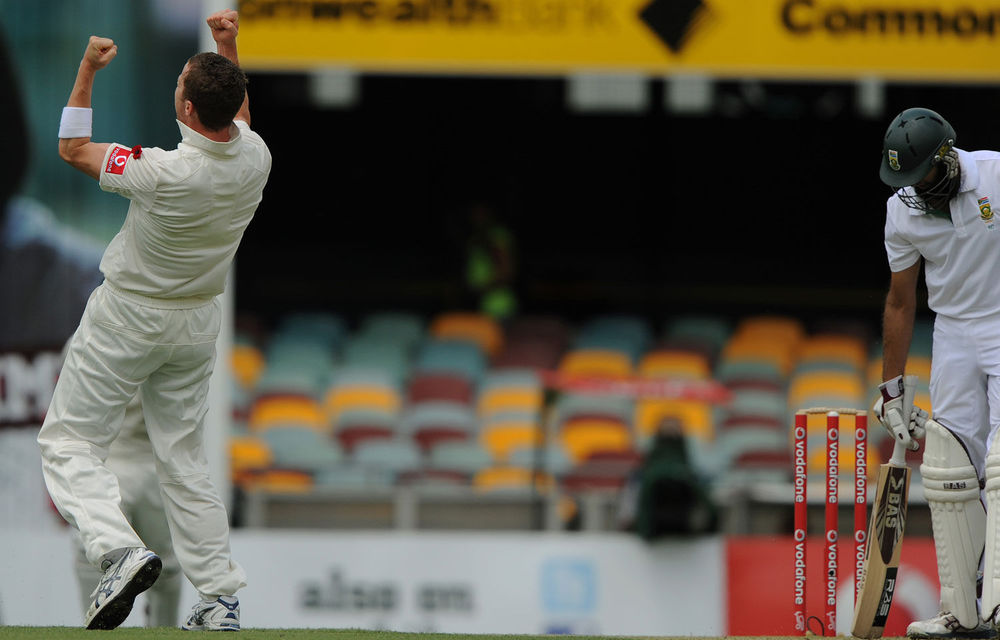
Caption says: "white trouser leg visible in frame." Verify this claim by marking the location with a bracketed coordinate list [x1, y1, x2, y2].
[111, 420, 183, 627]
[141, 307, 246, 600]
[37, 295, 149, 564]
[921, 419, 986, 628]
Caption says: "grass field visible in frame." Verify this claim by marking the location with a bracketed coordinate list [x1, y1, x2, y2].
[0, 631, 895, 640]
[0, 629, 682, 640]
[0, 632, 885, 640]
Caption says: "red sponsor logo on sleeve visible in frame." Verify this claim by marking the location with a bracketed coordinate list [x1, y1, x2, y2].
[105, 146, 132, 175]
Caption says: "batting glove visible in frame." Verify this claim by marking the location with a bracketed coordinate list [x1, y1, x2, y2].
[873, 375, 923, 451]
[909, 404, 930, 438]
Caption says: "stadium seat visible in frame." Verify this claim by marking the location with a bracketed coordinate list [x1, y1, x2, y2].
[414, 339, 487, 383]
[427, 440, 494, 476]
[335, 423, 396, 455]
[429, 311, 504, 358]
[795, 333, 868, 372]
[505, 315, 572, 352]
[561, 449, 642, 491]
[479, 416, 544, 462]
[230, 435, 273, 487]
[406, 372, 475, 406]
[575, 314, 654, 363]
[273, 311, 348, 351]
[341, 337, 413, 384]
[558, 348, 633, 379]
[472, 466, 553, 494]
[559, 416, 633, 462]
[398, 401, 477, 453]
[261, 426, 344, 473]
[243, 469, 314, 493]
[477, 385, 544, 419]
[552, 392, 634, 428]
[231, 342, 265, 390]
[635, 397, 713, 443]
[492, 338, 563, 370]
[787, 370, 865, 410]
[324, 370, 402, 425]
[637, 349, 712, 380]
[508, 445, 574, 476]
[664, 314, 732, 357]
[358, 311, 425, 352]
[248, 394, 326, 431]
[353, 438, 424, 478]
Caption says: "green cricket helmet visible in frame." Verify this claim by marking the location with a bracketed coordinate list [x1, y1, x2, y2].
[879, 107, 956, 188]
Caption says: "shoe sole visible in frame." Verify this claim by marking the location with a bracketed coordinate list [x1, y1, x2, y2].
[86, 555, 163, 630]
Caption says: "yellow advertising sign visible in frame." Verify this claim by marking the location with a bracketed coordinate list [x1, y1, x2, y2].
[237, 0, 1000, 80]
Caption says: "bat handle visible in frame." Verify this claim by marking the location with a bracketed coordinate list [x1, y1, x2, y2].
[889, 374, 919, 466]
[889, 437, 908, 466]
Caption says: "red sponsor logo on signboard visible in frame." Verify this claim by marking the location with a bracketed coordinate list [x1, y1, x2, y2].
[726, 536, 939, 636]
[105, 146, 132, 175]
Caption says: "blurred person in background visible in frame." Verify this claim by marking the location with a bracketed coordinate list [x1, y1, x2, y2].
[37, 8, 270, 631]
[464, 201, 518, 320]
[0, 21, 105, 531]
[620, 416, 717, 538]
[876, 107, 1000, 639]
[0, 21, 182, 628]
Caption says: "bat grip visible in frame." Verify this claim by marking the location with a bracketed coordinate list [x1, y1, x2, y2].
[888, 374, 918, 466]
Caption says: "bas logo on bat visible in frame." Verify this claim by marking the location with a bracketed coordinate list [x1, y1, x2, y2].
[876, 469, 907, 563]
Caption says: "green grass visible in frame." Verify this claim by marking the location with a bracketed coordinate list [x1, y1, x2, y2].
[0, 632, 910, 640]
[0, 629, 679, 640]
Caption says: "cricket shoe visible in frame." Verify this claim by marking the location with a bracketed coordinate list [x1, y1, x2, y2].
[907, 612, 998, 639]
[85, 547, 162, 630]
[182, 595, 240, 631]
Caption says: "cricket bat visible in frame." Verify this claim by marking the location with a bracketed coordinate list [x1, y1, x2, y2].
[850, 374, 916, 639]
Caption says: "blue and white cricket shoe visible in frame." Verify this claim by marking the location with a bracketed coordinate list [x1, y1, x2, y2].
[85, 547, 162, 630]
[182, 595, 240, 632]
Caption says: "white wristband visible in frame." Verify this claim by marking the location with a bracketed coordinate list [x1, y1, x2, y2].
[59, 107, 92, 138]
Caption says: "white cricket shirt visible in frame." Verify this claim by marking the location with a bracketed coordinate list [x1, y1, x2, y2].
[884, 148, 1000, 320]
[98, 119, 271, 301]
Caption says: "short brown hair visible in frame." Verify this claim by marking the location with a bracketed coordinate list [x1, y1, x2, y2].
[183, 52, 247, 131]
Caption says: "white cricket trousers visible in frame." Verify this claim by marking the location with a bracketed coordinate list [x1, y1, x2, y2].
[38, 282, 246, 599]
[931, 312, 1000, 477]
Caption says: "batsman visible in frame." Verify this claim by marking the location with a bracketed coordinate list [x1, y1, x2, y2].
[876, 107, 1000, 640]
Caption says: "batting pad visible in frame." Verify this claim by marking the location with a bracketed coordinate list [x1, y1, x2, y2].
[983, 450, 1000, 622]
[921, 419, 985, 628]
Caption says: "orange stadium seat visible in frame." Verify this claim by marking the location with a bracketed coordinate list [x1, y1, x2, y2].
[477, 386, 544, 418]
[429, 311, 504, 358]
[559, 416, 633, 462]
[558, 348, 633, 379]
[248, 394, 326, 431]
[787, 370, 865, 409]
[479, 418, 544, 462]
[324, 384, 401, 424]
[637, 349, 712, 380]
[796, 334, 868, 372]
[635, 397, 713, 442]
[231, 343, 265, 390]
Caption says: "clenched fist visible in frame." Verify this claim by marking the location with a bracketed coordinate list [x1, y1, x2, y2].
[207, 9, 239, 45]
[84, 36, 117, 70]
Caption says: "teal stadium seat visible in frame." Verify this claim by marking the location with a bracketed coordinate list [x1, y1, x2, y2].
[261, 425, 344, 473]
[352, 438, 424, 481]
[414, 339, 487, 384]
